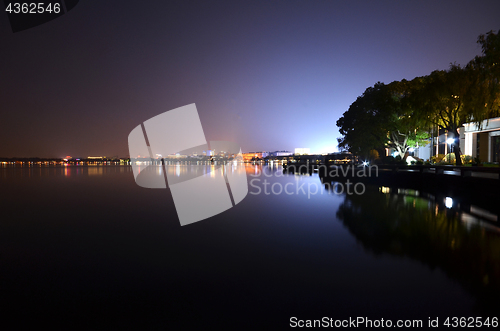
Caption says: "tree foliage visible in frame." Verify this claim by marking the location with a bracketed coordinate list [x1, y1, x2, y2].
[336, 82, 390, 157]
[474, 29, 500, 78]
[410, 29, 499, 165]
[385, 80, 430, 158]
[337, 30, 500, 165]
[465, 30, 500, 120]
[337, 80, 429, 160]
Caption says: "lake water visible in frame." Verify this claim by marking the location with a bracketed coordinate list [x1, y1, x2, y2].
[1, 164, 499, 329]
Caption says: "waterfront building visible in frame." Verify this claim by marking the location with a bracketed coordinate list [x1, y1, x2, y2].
[388, 116, 500, 164]
[242, 152, 268, 162]
[268, 150, 293, 157]
[165, 153, 187, 159]
[463, 117, 500, 163]
[294, 148, 310, 155]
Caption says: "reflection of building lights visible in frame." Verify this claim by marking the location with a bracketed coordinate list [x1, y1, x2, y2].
[445, 197, 453, 209]
[362, 161, 368, 166]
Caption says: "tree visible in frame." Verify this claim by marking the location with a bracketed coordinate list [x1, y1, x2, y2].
[413, 60, 499, 166]
[337, 82, 390, 158]
[410, 66, 473, 165]
[385, 80, 430, 159]
[409, 31, 500, 166]
[474, 29, 500, 78]
[337, 30, 499, 165]
[464, 30, 500, 122]
[337, 81, 429, 161]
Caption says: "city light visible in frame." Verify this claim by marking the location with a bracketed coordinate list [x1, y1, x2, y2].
[445, 197, 453, 209]
[446, 138, 455, 162]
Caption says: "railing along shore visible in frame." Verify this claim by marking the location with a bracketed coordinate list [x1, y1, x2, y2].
[283, 162, 500, 180]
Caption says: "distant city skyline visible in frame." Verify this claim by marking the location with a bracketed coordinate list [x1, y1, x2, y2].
[1, 1, 499, 157]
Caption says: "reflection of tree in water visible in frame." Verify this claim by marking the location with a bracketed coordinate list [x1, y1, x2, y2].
[336, 186, 500, 312]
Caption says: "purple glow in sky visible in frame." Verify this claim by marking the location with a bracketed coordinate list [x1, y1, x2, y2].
[1, 0, 499, 157]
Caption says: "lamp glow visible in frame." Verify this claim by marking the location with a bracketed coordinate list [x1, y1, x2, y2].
[445, 197, 453, 209]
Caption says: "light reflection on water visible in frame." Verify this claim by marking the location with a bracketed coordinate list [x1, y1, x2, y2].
[378, 186, 499, 229]
[334, 180, 500, 314]
[1, 164, 131, 177]
[1, 164, 500, 325]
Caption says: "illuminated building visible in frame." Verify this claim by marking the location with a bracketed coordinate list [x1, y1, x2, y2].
[242, 152, 267, 162]
[294, 148, 310, 155]
[463, 117, 500, 163]
[268, 151, 292, 157]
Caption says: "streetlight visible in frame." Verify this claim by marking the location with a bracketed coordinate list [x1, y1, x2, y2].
[446, 138, 454, 163]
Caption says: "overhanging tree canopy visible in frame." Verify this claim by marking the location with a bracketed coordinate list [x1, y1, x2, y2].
[337, 30, 499, 165]
[337, 80, 429, 161]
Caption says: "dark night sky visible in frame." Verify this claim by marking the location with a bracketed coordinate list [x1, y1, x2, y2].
[1, 0, 499, 157]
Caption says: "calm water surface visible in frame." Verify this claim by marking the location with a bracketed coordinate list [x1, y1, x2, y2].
[1, 164, 499, 329]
